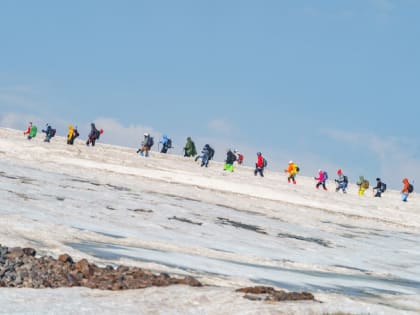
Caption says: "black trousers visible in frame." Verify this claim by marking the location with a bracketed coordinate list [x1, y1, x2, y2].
[254, 167, 264, 177]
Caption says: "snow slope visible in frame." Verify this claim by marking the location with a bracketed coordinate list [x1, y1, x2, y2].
[0, 127, 419, 315]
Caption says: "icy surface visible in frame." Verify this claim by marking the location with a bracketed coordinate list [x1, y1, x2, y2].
[0, 127, 419, 314]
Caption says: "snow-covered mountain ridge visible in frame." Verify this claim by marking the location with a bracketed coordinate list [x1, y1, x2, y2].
[0, 127, 419, 315]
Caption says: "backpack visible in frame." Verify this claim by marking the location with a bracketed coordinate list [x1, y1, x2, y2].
[343, 175, 348, 184]
[263, 158, 268, 168]
[147, 137, 154, 147]
[50, 129, 56, 137]
[323, 171, 328, 180]
[295, 166, 300, 172]
[362, 180, 369, 189]
[166, 138, 172, 148]
[408, 183, 414, 193]
[208, 147, 215, 160]
[30, 126, 37, 137]
[74, 129, 79, 138]
[95, 129, 100, 139]
[381, 182, 387, 192]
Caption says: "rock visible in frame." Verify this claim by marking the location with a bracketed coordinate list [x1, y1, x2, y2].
[6, 248, 24, 260]
[22, 248, 36, 257]
[236, 286, 315, 302]
[236, 286, 275, 294]
[74, 259, 92, 278]
[0, 247, 8, 258]
[58, 254, 73, 264]
[15, 276, 23, 285]
[0, 244, 205, 292]
[179, 276, 202, 287]
[116, 266, 129, 273]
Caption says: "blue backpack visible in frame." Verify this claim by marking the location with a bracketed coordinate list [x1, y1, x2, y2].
[323, 171, 328, 181]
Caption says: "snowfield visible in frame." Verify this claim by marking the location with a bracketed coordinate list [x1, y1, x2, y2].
[0, 127, 419, 315]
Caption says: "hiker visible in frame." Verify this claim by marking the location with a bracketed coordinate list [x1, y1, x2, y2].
[223, 149, 237, 172]
[356, 176, 369, 196]
[195, 144, 212, 167]
[254, 152, 265, 177]
[24, 122, 37, 140]
[372, 178, 386, 197]
[42, 124, 56, 142]
[183, 137, 197, 157]
[67, 124, 79, 145]
[335, 169, 348, 193]
[284, 160, 298, 184]
[234, 150, 244, 165]
[314, 169, 328, 190]
[137, 133, 154, 157]
[86, 123, 102, 146]
[401, 178, 411, 202]
[159, 135, 172, 154]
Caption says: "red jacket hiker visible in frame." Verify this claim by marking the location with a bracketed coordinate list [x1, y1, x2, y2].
[254, 152, 264, 177]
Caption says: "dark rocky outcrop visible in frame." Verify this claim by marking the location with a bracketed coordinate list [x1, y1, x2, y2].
[236, 286, 314, 302]
[0, 245, 202, 290]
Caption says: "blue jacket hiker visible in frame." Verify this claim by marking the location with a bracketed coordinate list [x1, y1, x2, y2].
[335, 169, 348, 193]
[195, 144, 214, 167]
[159, 135, 172, 154]
[42, 124, 56, 142]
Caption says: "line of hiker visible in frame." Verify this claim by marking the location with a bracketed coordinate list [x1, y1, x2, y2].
[21, 123, 414, 202]
[134, 133, 414, 202]
[23, 122, 103, 146]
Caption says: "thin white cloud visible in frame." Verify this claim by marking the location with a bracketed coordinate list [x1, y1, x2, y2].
[0, 112, 40, 131]
[322, 128, 419, 188]
[208, 119, 233, 134]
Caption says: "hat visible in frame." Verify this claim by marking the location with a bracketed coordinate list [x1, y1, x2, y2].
[144, 133, 149, 136]
[289, 160, 293, 164]
[376, 178, 380, 181]
[337, 169, 342, 175]
[257, 152, 262, 156]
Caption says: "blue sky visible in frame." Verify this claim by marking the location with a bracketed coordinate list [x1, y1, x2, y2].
[1, 0, 419, 189]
